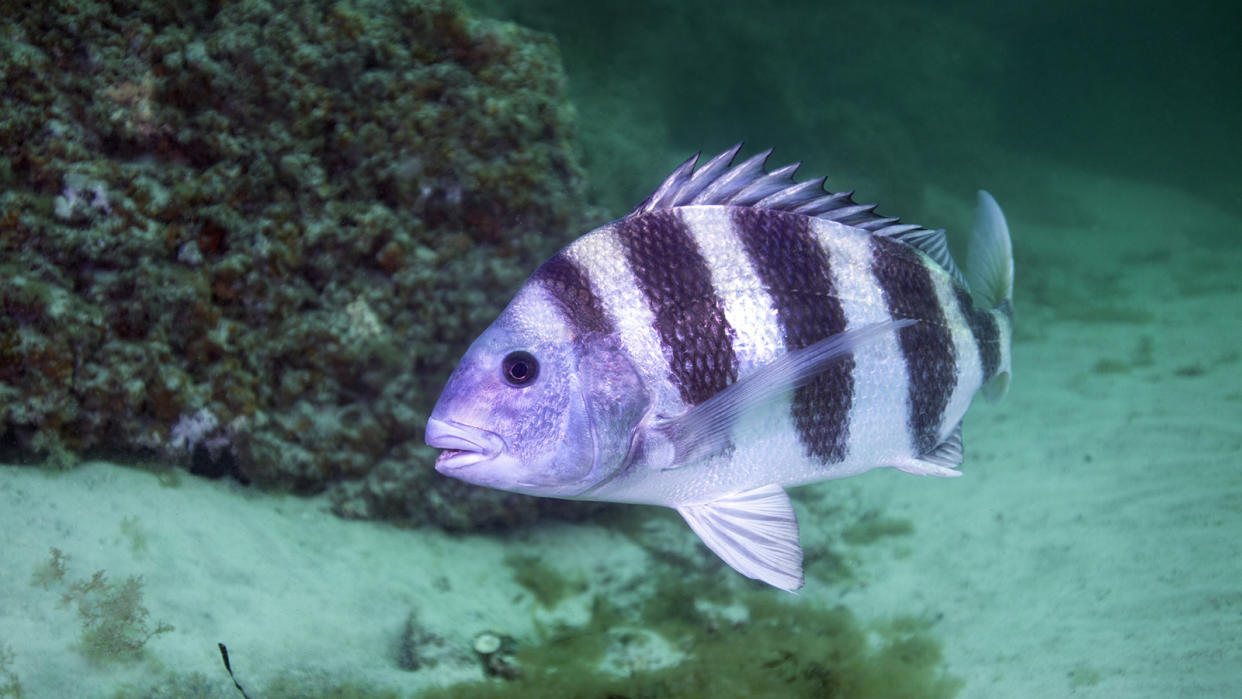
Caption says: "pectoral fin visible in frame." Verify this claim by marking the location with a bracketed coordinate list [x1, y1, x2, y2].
[655, 319, 914, 467]
[676, 484, 804, 592]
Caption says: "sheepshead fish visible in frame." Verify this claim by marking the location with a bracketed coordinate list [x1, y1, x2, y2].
[425, 144, 1013, 591]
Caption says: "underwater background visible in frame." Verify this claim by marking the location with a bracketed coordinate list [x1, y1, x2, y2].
[1, 0, 1238, 696]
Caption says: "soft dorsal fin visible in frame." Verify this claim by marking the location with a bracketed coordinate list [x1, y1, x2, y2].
[631, 144, 966, 286]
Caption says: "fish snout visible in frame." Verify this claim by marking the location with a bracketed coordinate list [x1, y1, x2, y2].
[425, 418, 505, 472]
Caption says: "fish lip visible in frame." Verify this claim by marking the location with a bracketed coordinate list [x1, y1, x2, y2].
[425, 418, 505, 471]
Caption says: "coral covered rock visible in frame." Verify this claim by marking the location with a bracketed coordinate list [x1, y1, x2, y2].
[0, 0, 596, 528]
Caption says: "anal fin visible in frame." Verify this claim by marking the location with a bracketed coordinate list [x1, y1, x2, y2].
[893, 422, 965, 477]
[676, 484, 804, 592]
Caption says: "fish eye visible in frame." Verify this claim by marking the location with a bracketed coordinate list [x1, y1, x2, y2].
[501, 350, 539, 387]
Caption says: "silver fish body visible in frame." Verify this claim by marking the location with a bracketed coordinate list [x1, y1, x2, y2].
[426, 145, 1013, 590]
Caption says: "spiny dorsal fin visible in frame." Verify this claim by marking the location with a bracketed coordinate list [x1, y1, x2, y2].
[631, 144, 966, 286]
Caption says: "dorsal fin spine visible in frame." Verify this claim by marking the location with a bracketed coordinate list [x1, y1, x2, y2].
[730, 162, 800, 205]
[692, 149, 772, 205]
[791, 190, 853, 216]
[756, 177, 824, 209]
[629, 144, 968, 284]
[672, 145, 740, 206]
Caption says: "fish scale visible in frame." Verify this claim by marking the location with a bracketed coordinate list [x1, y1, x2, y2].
[614, 210, 738, 407]
[732, 206, 854, 464]
[870, 234, 959, 453]
[531, 253, 612, 338]
[426, 145, 1014, 591]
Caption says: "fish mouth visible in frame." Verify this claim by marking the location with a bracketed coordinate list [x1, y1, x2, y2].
[425, 418, 505, 471]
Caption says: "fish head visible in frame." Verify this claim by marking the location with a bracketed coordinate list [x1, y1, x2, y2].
[425, 285, 649, 499]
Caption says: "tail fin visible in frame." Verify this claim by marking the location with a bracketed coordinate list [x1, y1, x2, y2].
[967, 190, 1013, 402]
[966, 191, 1013, 310]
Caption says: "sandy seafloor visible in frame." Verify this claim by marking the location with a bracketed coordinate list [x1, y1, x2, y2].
[2, 161, 1240, 697]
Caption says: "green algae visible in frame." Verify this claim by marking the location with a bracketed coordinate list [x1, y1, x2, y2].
[842, 514, 915, 545]
[29, 549, 174, 665]
[505, 554, 585, 609]
[421, 575, 960, 699]
[421, 495, 955, 698]
[0, 644, 21, 699]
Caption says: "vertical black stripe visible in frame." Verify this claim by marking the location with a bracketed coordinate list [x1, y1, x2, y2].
[952, 286, 1001, 383]
[614, 211, 737, 406]
[871, 236, 956, 454]
[531, 252, 613, 339]
[733, 208, 852, 464]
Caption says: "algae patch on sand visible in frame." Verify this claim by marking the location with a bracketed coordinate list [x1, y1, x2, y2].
[422, 574, 961, 698]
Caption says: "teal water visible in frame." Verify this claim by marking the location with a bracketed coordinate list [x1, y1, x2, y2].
[483, 0, 1242, 223]
[1, 1, 1239, 697]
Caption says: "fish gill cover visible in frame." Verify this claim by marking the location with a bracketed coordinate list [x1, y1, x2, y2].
[0, 0, 604, 529]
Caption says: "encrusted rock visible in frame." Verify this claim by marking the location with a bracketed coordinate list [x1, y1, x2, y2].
[0, 0, 594, 528]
